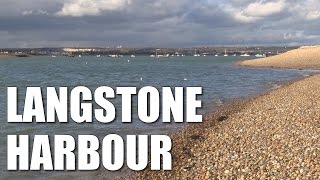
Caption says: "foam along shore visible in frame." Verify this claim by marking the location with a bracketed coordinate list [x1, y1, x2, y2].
[239, 45, 320, 69]
[132, 74, 320, 179]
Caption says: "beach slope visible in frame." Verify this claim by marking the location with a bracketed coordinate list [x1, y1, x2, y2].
[132, 74, 320, 179]
[239, 46, 320, 69]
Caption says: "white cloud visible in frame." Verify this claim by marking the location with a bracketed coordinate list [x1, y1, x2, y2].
[290, 0, 320, 20]
[283, 31, 304, 40]
[224, 0, 286, 23]
[233, 11, 260, 23]
[306, 11, 320, 20]
[243, 0, 286, 17]
[56, 0, 131, 17]
[283, 31, 320, 40]
[22, 9, 49, 16]
[305, 11, 320, 20]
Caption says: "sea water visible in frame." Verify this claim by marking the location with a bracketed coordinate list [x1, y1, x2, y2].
[0, 55, 313, 179]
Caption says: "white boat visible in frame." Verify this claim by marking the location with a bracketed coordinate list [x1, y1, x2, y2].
[150, 54, 156, 57]
[96, 55, 101, 57]
[240, 53, 250, 57]
[78, 55, 82, 58]
[110, 54, 118, 58]
[215, 54, 219, 57]
[51, 55, 57, 58]
[255, 54, 266, 58]
[193, 49, 200, 57]
[255, 50, 266, 58]
[232, 54, 237, 56]
[131, 55, 135, 58]
[157, 54, 170, 58]
[224, 49, 228, 56]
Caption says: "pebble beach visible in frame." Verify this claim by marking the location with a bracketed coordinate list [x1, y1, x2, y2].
[130, 46, 320, 179]
[240, 46, 320, 69]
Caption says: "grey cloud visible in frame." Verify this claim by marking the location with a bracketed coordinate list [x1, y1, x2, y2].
[0, 0, 319, 48]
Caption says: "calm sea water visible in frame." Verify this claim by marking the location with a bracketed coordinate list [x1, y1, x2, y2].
[0, 55, 313, 179]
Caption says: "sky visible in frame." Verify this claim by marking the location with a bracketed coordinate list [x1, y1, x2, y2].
[0, 0, 320, 48]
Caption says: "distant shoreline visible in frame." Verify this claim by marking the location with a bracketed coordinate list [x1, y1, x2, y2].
[0, 46, 297, 57]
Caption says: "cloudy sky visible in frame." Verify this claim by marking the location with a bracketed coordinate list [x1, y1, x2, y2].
[1, 0, 320, 48]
